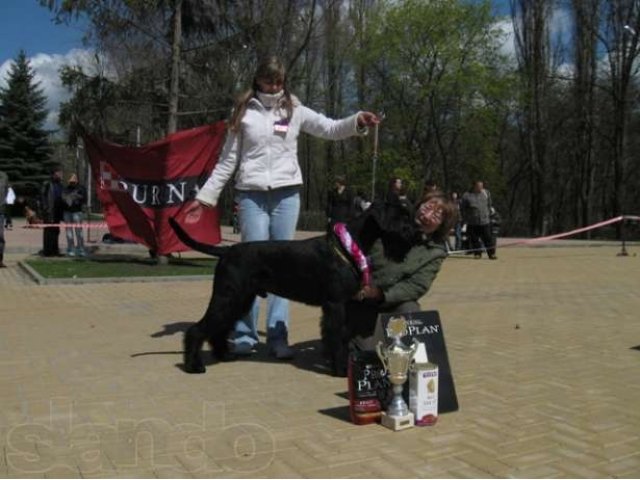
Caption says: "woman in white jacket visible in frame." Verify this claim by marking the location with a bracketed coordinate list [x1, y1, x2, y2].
[186, 56, 379, 359]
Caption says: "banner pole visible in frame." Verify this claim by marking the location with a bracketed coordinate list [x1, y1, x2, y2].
[82, 138, 94, 244]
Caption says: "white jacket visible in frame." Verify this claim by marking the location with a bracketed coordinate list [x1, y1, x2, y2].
[6, 186, 15, 205]
[196, 96, 365, 206]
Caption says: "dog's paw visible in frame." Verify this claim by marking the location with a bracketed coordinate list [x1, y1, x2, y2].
[332, 363, 348, 378]
[184, 362, 206, 374]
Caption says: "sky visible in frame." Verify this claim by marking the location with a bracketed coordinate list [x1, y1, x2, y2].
[0, 0, 88, 62]
[0, 0, 521, 133]
[0, 0, 91, 131]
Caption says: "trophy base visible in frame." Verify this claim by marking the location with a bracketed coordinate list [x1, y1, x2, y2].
[380, 411, 415, 431]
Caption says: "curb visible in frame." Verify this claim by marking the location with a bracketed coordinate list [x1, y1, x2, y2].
[17, 260, 211, 286]
[5, 243, 149, 255]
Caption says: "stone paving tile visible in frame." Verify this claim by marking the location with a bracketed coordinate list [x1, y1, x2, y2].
[1, 245, 640, 477]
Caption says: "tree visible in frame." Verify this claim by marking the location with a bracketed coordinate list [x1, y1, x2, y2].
[0, 50, 54, 196]
[57, 59, 120, 143]
[360, 0, 507, 198]
[511, 0, 555, 236]
[599, 0, 640, 232]
[569, 0, 600, 235]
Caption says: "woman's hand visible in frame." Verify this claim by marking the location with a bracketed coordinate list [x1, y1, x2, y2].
[354, 285, 384, 303]
[357, 112, 380, 128]
[184, 199, 214, 224]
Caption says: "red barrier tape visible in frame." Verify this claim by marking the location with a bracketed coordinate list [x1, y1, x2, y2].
[22, 222, 109, 229]
[450, 215, 634, 255]
[21, 221, 244, 245]
[501, 215, 624, 247]
[22, 214, 639, 250]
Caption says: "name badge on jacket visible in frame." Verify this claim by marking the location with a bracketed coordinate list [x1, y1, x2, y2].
[273, 119, 289, 134]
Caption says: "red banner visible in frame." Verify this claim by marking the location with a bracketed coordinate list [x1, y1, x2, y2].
[84, 122, 227, 255]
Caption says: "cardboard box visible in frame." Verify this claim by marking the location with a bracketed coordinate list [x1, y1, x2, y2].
[409, 361, 439, 426]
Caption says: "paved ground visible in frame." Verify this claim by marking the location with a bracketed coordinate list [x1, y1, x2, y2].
[0, 220, 639, 478]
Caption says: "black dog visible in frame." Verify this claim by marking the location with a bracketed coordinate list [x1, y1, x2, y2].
[169, 201, 415, 376]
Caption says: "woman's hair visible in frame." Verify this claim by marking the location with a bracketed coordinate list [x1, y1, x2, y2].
[416, 189, 458, 243]
[229, 56, 295, 132]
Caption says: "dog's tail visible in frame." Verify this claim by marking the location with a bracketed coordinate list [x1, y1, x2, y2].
[168, 217, 229, 258]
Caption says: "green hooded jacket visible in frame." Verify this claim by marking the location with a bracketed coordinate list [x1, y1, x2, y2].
[368, 236, 448, 308]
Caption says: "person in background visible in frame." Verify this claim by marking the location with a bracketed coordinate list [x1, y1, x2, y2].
[40, 167, 64, 257]
[460, 179, 497, 260]
[386, 177, 411, 210]
[423, 179, 438, 195]
[231, 202, 240, 234]
[352, 189, 371, 215]
[184, 56, 379, 359]
[5, 183, 15, 230]
[386, 177, 403, 202]
[450, 191, 463, 251]
[62, 173, 87, 257]
[0, 171, 8, 267]
[327, 175, 355, 228]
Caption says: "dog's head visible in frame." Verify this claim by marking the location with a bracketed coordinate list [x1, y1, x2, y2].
[348, 201, 416, 262]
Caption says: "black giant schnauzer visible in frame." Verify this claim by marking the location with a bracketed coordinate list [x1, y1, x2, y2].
[169, 201, 415, 376]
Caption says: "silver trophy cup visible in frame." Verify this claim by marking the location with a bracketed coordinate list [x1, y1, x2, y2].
[376, 316, 418, 431]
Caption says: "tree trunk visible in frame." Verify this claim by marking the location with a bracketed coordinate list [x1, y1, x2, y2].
[571, 0, 599, 237]
[511, 0, 551, 235]
[167, 0, 183, 135]
[602, 1, 640, 236]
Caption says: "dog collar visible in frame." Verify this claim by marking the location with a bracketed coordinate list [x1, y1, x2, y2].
[332, 222, 371, 286]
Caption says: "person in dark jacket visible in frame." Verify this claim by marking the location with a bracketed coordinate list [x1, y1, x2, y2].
[450, 191, 463, 250]
[352, 190, 371, 215]
[460, 180, 496, 259]
[40, 167, 64, 257]
[326, 175, 356, 227]
[62, 173, 87, 257]
[346, 189, 458, 350]
[386, 177, 413, 215]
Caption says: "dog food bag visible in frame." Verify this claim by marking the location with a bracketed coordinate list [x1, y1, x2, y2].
[348, 351, 389, 425]
[409, 342, 439, 426]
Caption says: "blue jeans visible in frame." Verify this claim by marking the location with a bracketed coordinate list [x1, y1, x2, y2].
[232, 187, 300, 346]
[63, 211, 85, 253]
[454, 222, 462, 250]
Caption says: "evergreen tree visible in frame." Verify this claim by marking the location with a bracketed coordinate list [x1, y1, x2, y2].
[0, 50, 54, 196]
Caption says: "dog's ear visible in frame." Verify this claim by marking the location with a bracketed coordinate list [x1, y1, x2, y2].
[346, 201, 415, 259]
[379, 202, 416, 262]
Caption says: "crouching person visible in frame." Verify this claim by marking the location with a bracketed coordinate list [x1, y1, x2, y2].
[341, 190, 457, 369]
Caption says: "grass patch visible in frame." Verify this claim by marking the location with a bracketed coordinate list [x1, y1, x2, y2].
[24, 255, 217, 279]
